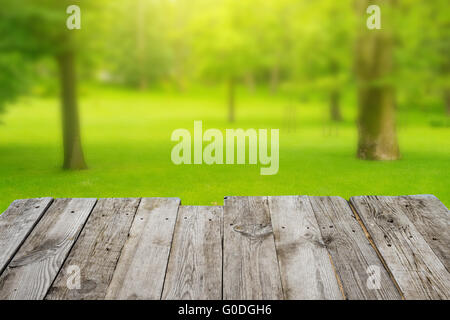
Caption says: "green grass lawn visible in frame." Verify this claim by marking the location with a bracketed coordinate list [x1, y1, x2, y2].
[0, 85, 449, 213]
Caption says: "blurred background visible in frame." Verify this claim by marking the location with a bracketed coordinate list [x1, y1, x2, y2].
[0, 0, 448, 212]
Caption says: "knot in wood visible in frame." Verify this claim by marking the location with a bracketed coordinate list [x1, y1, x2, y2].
[232, 224, 273, 240]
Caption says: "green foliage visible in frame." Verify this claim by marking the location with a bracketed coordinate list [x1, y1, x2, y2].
[0, 0, 448, 109]
[100, 0, 173, 87]
[0, 1, 69, 110]
[302, 2, 354, 81]
[395, 0, 450, 111]
[0, 0, 107, 108]
[0, 53, 31, 113]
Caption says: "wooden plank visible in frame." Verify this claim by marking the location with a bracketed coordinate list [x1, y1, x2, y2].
[0, 198, 96, 300]
[162, 206, 222, 300]
[268, 196, 343, 300]
[393, 195, 449, 271]
[223, 196, 283, 300]
[309, 196, 401, 300]
[45, 198, 141, 300]
[105, 198, 180, 300]
[350, 196, 450, 300]
[0, 198, 53, 276]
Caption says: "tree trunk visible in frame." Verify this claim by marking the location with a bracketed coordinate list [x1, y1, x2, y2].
[443, 45, 450, 116]
[355, 0, 399, 160]
[270, 64, 279, 94]
[330, 90, 342, 122]
[57, 51, 87, 170]
[446, 89, 450, 116]
[228, 78, 235, 122]
[137, 0, 147, 90]
[244, 72, 255, 93]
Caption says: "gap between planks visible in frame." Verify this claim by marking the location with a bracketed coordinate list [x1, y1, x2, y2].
[350, 195, 450, 299]
[348, 201, 405, 300]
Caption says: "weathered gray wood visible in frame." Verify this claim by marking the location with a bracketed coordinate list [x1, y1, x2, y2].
[268, 196, 343, 300]
[350, 196, 450, 300]
[393, 195, 449, 271]
[105, 198, 180, 300]
[223, 196, 283, 300]
[0, 198, 96, 300]
[162, 206, 222, 300]
[0, 198, 53, 276]
[0, 195, 446, 301]
[46, 198, 141, 300]
[309, 196, 401, 300]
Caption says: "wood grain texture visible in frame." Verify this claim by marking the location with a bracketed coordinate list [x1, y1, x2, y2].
[223, 196, 283, 300]
[0, 198, 96, 300]
[350, 196, 450, 300]
[105, 198, 180, 300]
[392, 195, 449, 271]
[268, 196, 343, 300]
[162, 206, 222, 300]
[0, 198, 53, 276]
[309, 196, 401, 300]
[46, 198, 141, 300]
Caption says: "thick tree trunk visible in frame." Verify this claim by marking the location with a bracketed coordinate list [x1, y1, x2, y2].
[356, 85, 399, 159]
[228, 78, 235, 123]
[355, 0, 399, 160]
[57, 51, 87, 170]
[330, 90, 342, 122]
